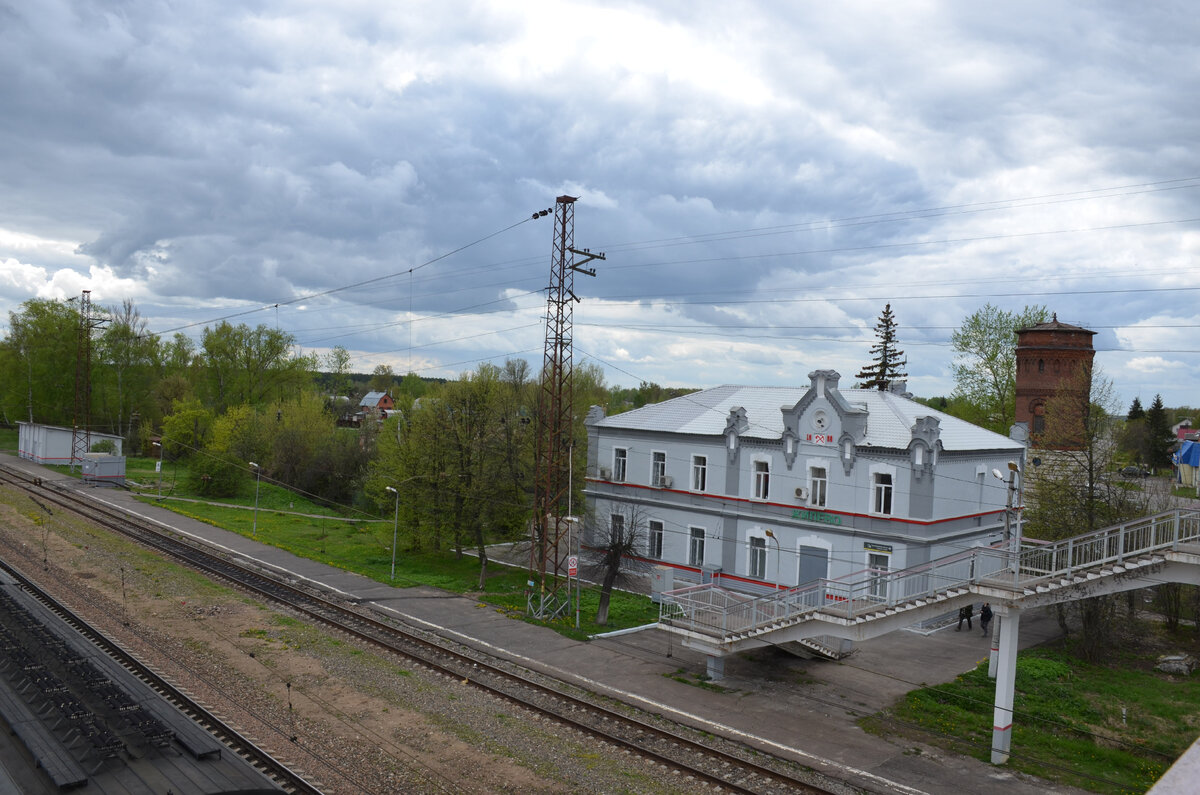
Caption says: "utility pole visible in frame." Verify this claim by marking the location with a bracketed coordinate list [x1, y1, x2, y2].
[528, 196, 604, 619]
[71, 290, 107, 471]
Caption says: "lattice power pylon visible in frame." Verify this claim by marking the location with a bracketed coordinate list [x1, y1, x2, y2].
[528, 195, 604, 618]
[71, 290, 106, 470]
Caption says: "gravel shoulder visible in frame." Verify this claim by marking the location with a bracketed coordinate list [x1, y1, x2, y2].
[0, 489, 699, 795]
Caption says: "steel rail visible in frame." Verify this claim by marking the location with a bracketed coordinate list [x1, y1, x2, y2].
[0, 463, 840, 795]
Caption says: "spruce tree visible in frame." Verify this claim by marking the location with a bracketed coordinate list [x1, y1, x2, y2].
[1127, 396, 1145, 421]
[1145, 394, 1172, 471]
[856, 303, 907, 390]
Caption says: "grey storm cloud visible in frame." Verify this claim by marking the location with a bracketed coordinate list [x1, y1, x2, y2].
[1, 1, 1199, 404]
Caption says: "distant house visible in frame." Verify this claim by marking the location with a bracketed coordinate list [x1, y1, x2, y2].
[1174, 419, 1194, 440]
[359, 391, 394, 416]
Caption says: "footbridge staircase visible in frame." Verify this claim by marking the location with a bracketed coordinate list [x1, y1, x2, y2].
[657, 508, 1200, 763]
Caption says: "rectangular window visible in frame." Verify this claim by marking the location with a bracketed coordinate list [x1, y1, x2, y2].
[613, 448, 627, 482]
[753, 460, 770, 500]
[649, 520, 664, 559]
[691, 455, 707, 491]
[873, 473, 893, 515]
[652, 451, 667, 486]
[810, 466, 827, 507]
[689, 527, 705, 567]
[749, 536, 767, 580]
[610, 512, 625, 539]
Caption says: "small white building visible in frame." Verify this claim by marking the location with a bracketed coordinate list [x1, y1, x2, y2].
[18, 422, 124, 465]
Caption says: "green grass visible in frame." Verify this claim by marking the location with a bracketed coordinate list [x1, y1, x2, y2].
[133, 470, 662, 638]
[864, 646, 1197, 793]
[0, 427, 17, 453]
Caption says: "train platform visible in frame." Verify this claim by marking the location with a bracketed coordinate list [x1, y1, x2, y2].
[7, 457, 1092, 795]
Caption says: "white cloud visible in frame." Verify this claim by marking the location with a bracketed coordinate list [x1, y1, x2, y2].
[2, 1, 1200, 406]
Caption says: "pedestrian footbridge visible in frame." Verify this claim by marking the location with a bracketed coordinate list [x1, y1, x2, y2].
[656, 508, 1200, 763]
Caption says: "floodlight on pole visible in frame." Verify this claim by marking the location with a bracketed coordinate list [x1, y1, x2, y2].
[385, 486, 399, 581]
[249, 462, 261, 537]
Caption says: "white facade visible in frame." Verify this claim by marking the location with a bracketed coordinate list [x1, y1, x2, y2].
[17, 422, 124, 465]
[585, 370, 1024, 595]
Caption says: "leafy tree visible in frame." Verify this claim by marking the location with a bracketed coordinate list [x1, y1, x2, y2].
[323, 345, 354, 398]
[197, 322, 314, 412]
[368, 364, 395, 395]
[95, 299, 159, 443]
[1145, 394, 1172, 472]
[186, 404, 271, 497]
[366, 361, 535, 586]
[0, 299, 79, 425]
[949, 303, 1048, 433]
[1127, 397, 1145, 421]
[855, 303, 907, 390]
[160, 399, 214, 459]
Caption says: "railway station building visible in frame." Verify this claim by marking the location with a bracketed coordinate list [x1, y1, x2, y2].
[583, 370, 1025, 596]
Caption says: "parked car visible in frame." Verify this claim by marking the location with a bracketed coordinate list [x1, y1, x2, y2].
[1120, 465, 1150, 478]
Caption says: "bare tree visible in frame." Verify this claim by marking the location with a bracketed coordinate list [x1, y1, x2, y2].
[584, 504, 652, 626]
[1024, 367, 1165, 660]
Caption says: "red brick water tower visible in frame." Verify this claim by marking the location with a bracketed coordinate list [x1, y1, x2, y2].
[1015, 314, 1096, 439]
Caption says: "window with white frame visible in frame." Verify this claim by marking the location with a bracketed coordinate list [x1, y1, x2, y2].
[873, 472, 893, 515]
[648, 520, 664, 559]
[613, 448, 627, 482]
[749, 536, 767, 580]
[691, 455, 707, 491]
[689, 527, 705, 567]
[652, 451, 667, 486]
[753, 460, 770, 499]
[610, 512, 625, 539]
[810, 466, 827, 507]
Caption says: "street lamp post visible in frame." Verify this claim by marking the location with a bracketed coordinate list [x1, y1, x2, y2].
[151, 440, 163, 497]
[385, 486, 399, 580]
[565, 515, 580, 628]
[764, 528, 781, 588]
[249, 462, 261, 537]
[991, 461, 1020, 573]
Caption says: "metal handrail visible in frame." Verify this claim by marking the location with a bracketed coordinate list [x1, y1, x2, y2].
[660, 509, 1200, 641]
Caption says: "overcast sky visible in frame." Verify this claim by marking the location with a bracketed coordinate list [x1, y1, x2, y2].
[3, 1, 1199, 410]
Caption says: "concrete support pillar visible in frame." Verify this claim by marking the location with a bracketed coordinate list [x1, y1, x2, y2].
[988, 616, 1000, 678]
[991, 607, 1021, 764]
[706, 654, 725, 681]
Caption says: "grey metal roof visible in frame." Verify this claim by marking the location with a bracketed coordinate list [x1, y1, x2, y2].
[592, 384, 1023, 452]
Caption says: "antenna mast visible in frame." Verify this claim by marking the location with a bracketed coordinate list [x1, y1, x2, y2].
[71, 290, 107, 469]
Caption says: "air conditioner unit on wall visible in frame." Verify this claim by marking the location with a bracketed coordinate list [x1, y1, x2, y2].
[599, 467, 612, 479]
[659, 475, 673, 488]
[795, 486, 809, 501]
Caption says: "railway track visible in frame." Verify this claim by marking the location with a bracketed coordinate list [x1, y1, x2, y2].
[0, 554, 325, 794]
[0, 463, 847, 795]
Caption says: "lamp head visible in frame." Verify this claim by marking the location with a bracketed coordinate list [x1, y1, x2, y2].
[385, 486, 397, 494]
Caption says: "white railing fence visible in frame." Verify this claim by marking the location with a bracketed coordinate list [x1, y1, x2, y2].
[660, 509, 1200, 640]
